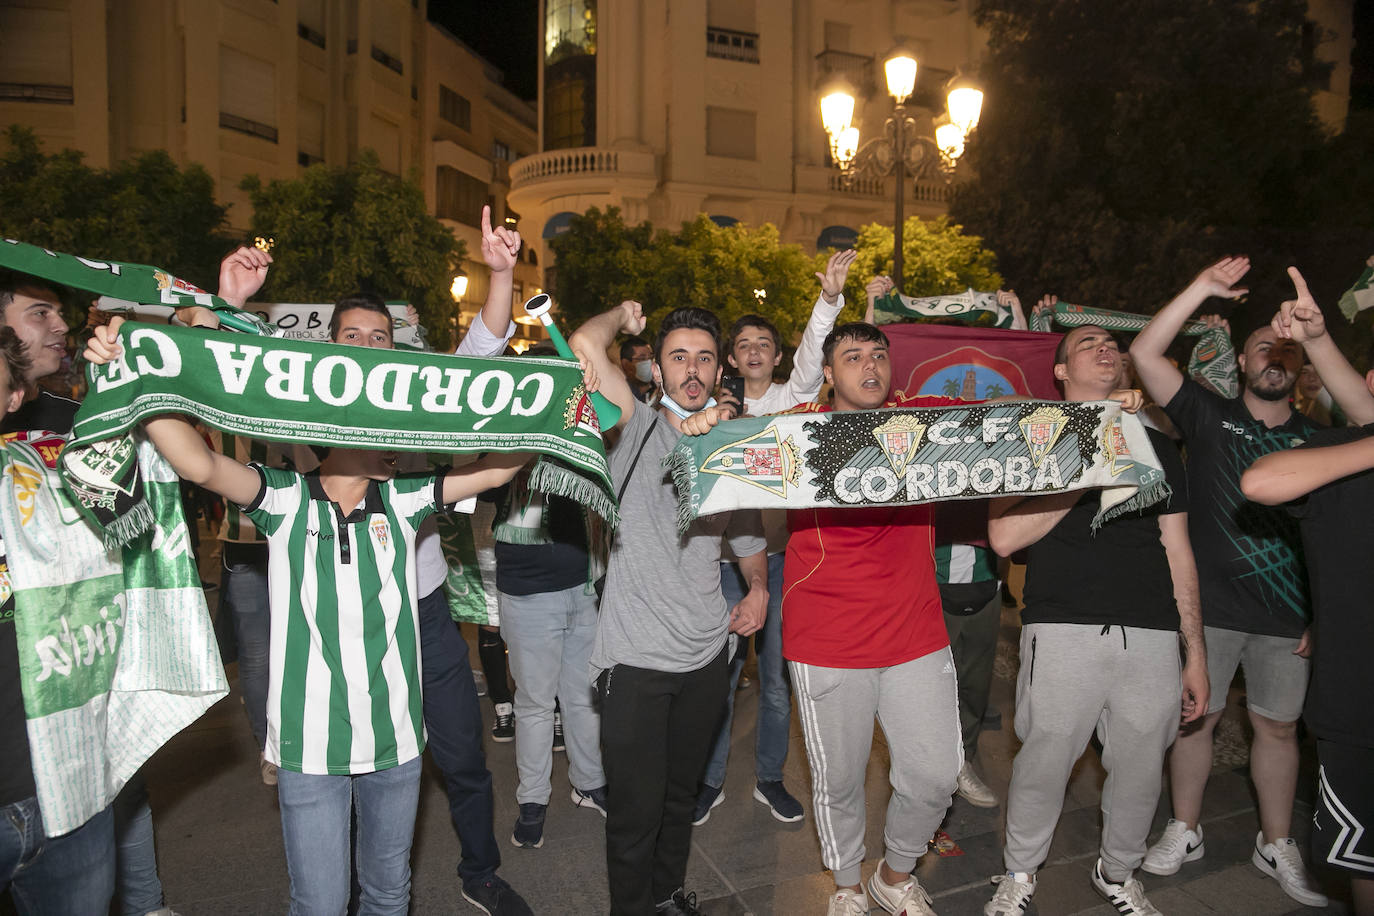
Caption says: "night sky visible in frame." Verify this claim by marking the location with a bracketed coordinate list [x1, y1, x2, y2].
[428, 0, 539, 101]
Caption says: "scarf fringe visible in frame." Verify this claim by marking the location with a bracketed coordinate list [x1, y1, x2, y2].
[663, 445, 699, 535]
[1092, 479, 1173, 532]
[101, 499, 155, 550]
[527, 459, 620, 529]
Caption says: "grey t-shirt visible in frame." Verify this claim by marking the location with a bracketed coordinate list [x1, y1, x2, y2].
[592, 403, 766, 673]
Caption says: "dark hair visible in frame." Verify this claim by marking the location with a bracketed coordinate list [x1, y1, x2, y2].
[653, 308, 721, 364]
[526, 341, 559, 357]
[329, 293, 392, 342]
[727, 314, 780, 351]
[1052, 324, 1121, 366]
[0, 269, 62, 319]
[0, 327, 31, 395]
[618, 335, 650, 362]
[822, 322, 888, 366]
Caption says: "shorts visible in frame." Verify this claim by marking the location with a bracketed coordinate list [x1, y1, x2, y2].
[1203, 626, 1309, 721]
[1312, 740, 1374, 875]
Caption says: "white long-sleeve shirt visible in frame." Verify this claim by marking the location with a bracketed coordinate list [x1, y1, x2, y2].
[744, 294, 844, 417]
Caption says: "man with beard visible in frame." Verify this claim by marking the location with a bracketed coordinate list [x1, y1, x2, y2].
[1130, 259, 1374, 907]
[570, 302, 767, 916]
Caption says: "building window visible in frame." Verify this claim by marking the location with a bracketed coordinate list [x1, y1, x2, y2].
[492, 140, 511, 161]
[436, 166, 489, 226]
[0, 6, 74, 100]
[546, 0, 596, 65]
[439, 86, 471, 130]
[706, 27, 759, 64]
[706, 107, 756, 160]
[219, 47, 277, 143]
[297, 22, 325, 48]
[544, 67, 594, 150]
[371, 45, 403, 75]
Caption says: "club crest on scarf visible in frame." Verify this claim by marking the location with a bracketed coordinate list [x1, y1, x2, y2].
[1018, 406, 1069, 468]
[701, 426, 802, 498]
[563, 384, 600, 438]
[1102, 418, 1136, 477]
[873, 415, 927, 477]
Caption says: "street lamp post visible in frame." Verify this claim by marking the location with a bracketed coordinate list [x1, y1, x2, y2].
[820, 51, 983, 293]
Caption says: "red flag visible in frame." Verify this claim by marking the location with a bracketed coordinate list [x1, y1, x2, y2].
[883, 323, 1062, 402]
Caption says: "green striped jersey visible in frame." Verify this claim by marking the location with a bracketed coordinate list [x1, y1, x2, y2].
[210, 432, 290, 543]
[244, 466, 439, 775]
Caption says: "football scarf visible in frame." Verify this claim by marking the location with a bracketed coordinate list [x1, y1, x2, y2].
[873, 289, 1014, 328]
[1337, 256, 1374, 321]
[665, 400, 1169, 533]
[0, 431, 226, 837]
[60, 322, 617, 546]
[1034, 301, 1238, 398]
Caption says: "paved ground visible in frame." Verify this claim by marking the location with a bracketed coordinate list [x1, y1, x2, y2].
[144, 556, 1355, 914]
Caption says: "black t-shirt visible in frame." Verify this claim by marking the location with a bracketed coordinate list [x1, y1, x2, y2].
[0, 391, 77, 804]
[1164, 380, 1322, 638]
[492, 493, 591, 596]
[1022, 427, 1189, 631]
[1290, 424, 1374, 748]
[0, 390, 79, 436]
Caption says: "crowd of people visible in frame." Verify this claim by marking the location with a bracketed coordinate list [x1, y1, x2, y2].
[0, 218, 1371, 916]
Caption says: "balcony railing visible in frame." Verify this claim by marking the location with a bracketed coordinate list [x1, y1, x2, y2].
[0, 83, 73, 104]
[821, 169, 949, 204]
[815, 50, 874, 93]
[509, 147, 656, 185]
[220, 112, 278, 143]
[706, 27, 760, 64]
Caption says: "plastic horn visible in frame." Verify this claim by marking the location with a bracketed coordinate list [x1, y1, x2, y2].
[523, 293, 622, 429]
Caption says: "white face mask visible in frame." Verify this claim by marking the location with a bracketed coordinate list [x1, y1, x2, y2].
[658, 392, 717, 420]
[634, 359, 653, 383]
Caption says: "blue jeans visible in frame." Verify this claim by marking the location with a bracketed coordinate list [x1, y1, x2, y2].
[277, 758, 421, 916]
[417, 586, 501, 884]
[221, 544, 271, 748]
[704, 553, 790, 787]
[499, 584, 604, 803]
[113, 771, 164, 915]
[0, 798, 115, 914]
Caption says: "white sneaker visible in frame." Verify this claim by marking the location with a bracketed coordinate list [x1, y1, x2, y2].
[957, 761, 999, 808]
[826, 888, 870, 916]
[1141, 818, 1204, 875]
[983, 872, 1035, 915]
[1090, 859, 1162, 916]
[1251, 833, 1329, 907]
[866, 870, 936, 915]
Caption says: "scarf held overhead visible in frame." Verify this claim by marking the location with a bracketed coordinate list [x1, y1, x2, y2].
[665, 401, 1169, 532]
[61, 323, 618, 544]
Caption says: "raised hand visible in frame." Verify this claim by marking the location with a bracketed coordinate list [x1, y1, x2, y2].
[1107, 388, 1144, 413]
[217, 245, 273, 306]
[1189, 256, 1250, 302]
[83, 316, 126, 365]
[480, 204, 521, 273]
[1200, 313, 1230, 334]
[617, 299, 647, 336]
[864, 275, 894, 300]
[1272, 266, 1326, 343]
[815, 249, 858, 304]
[998, 289, 1027, 330]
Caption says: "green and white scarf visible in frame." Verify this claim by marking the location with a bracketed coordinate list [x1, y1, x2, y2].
[0, 238, 278, 337]
[873, 289, 1013, 328]
[0, 432, 226, 836]
[1337, 256, 1374, 321]
[1033, 301, 1238, 398]
[665, 401, 1169, 532]
[60, 322, 617, 546]
[437, 502, 500, 626]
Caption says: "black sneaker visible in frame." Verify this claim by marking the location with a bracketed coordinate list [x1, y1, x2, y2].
[461, 874, 534, 915]
[552, 709, 565, 753]
[571, 785, 608, 816]
[691, 784, 724, 826]
[753, 780, 804, 823]
[656, 889, 704, 915]
[491, 702, 515, 742]
[510, 802, 546, 848]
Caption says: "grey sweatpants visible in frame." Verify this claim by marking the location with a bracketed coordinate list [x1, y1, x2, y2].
[791, 648, 962, 889]
[1003, 623, 1181, 880]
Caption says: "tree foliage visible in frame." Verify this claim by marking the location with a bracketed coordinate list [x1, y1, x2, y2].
[950, 0, 1368, 333]
[0, 126, 231, 320]
[549, 208, 830, 345]
[242, 151, 463, 329]
[549, 207, 1004, 352]
[841, 215, 1003, 305]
